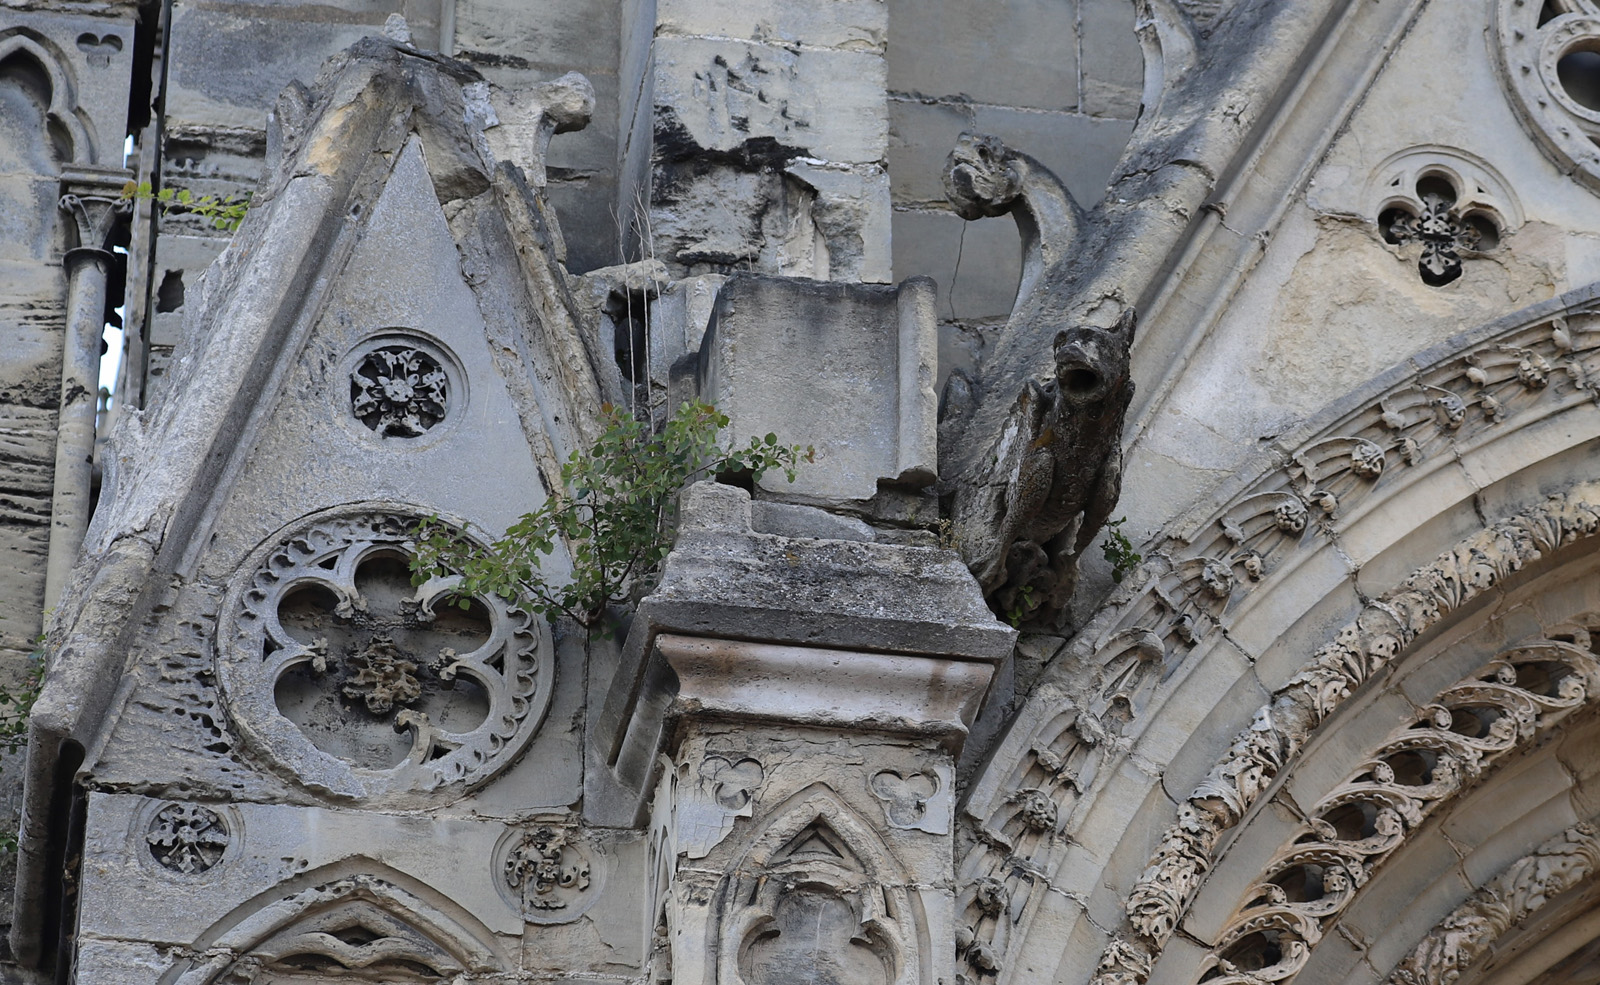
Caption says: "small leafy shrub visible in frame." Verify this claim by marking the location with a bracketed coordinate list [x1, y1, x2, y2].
[1101, 517, 1142, 584]
[121, 181, 251, 232]
[411, 401, 812, 628]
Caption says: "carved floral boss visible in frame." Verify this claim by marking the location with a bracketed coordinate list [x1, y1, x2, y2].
[221, 512, 552, 804]
[350, 343, 449, 438]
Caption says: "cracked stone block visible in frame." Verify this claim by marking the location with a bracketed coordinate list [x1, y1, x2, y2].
[697, 274, 938, 503]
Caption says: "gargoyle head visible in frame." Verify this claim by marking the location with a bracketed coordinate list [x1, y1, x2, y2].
[1052, 309, 1136, 408]
[943, 132, 1024, 220]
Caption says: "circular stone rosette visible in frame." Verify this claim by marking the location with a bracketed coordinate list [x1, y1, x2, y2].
[1498, 0, 1600, 193]
[218, 507, 553, 807]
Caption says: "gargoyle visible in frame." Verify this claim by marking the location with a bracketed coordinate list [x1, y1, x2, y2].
[940, 133, 1136, 628]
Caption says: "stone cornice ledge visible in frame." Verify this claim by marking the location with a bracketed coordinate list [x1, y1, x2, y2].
[657, 634, 994, 738]
[587, 482, 1014, 825]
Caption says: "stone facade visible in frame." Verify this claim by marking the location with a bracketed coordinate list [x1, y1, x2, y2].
[8, 1, 1600, 985]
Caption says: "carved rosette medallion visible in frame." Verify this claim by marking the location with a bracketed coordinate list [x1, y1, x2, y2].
[497, 822, 604, 924]
[146, 802, 230, 874]
[1498, 0, 1600, 193]
[343, 334, 464, 441]
[218, 508, 553, 806]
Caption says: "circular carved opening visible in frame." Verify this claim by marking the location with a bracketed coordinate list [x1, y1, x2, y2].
[221, 511, 552, 805]
[349, 343, 450, 438]
[146, 803, 229, 875]
[1558, 48, 1600, 112]
[1379, 206, 1416, 245]
[271, 552, 492, 769]
[1204, 931, 1284, 980]
[1463, 211, 1501, 251]
[1415, 173, 1458, 208]
[1268, 864, 1329, 904]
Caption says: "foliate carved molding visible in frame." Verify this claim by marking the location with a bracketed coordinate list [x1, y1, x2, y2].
[963, 305, 1600, 985]
[1498, 0, 1600, 194]
[955, 624, 1178, 982]
[1200, 632, 1600, 984]
[218, 509, 553, 806]
[1387, 821, 1600, 985]
[1091, 483, 1600, 985]
[146, 802, 231, 874]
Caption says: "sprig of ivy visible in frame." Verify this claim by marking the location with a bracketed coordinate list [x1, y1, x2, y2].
[1101, 517, 1142, 584]
[0, 636, 45, 854]
[120, 180, 251, 232]
[410, 401, 812, 629]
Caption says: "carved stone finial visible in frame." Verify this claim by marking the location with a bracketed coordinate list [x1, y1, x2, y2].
[381, 12, 412, 44]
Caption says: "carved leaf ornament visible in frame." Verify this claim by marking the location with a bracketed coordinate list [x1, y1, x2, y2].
[219, 510, 553, 805]
[1198, 635, 1600, 984]
[952, 307, 1600, 985]
[1388, 821, 1600, 985]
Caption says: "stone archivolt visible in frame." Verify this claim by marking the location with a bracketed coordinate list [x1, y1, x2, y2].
[1198, 631, 1600, 983]
[1100, 487, 1600, 982]
[1387, 821, 1600, 985]
[954, 301, 1600, 985]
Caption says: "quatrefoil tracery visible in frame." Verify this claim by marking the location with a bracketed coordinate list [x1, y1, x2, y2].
[221, 511, 553, 806]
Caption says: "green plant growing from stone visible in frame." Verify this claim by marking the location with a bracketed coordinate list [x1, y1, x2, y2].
[410, 401, 812, 629]
[1101, 517, 1142, 584]
[0, 635, 45, 854]
[120, 180, 251, 232]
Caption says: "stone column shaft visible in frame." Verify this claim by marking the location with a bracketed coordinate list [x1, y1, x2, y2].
[48, 182, 131, 611]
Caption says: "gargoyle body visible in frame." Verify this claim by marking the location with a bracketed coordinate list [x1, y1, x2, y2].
[940, 133, 1136, 627]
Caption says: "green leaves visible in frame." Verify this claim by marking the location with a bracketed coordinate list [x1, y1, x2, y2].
[410, 401, 813, 629]
[1101, 517, 1142, 584]
[121, 180, 251, 232]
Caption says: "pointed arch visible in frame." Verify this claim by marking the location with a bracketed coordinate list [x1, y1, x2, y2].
[712, 783, 924, 985]
[160, 861, 509, 984]
[0, 29, 94, 165]
[959, 285, 1600, 985]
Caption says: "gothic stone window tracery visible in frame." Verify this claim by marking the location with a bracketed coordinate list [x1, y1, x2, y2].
[1499, 0, 1600, 193]
[1378, 174, 1502, 287]
[219, 510, 553, 806]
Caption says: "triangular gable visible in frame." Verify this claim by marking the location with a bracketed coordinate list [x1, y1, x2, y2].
[14, 36, 609, 959]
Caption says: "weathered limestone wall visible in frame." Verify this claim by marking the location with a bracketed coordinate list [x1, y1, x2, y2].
[886, 0, 1142, 383]
[1118, 0, 1600, 548]
[635, 0, 892, 283]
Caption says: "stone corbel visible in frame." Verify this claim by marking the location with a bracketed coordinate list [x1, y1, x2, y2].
[483, 72, 594, 188]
